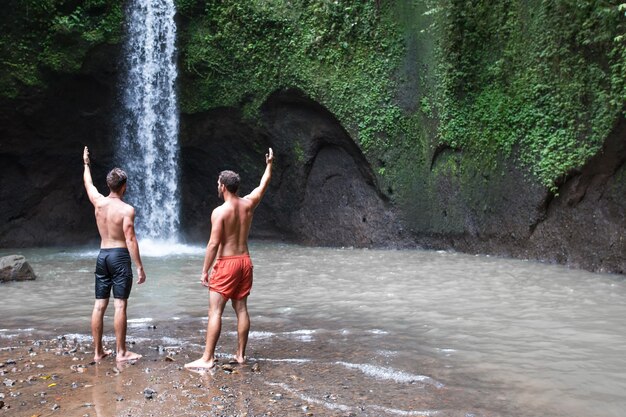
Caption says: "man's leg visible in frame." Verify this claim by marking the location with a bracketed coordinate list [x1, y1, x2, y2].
[113, 298, 142, 362]
[91, 298, 111, 361]
[185, 290, 227, 369]
[231, 296, 250, 364]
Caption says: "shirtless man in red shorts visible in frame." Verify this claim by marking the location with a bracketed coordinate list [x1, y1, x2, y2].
[185, 148, 273, 369]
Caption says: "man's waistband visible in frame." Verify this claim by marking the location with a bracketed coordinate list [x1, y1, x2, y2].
[99, 247, 129, 254]
[217, 254, 251, 260]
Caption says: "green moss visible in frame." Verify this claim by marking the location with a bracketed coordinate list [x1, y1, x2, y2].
[426, 0, 626, 190]
[293, 141, 305, 165]
[0, 0, 122, 97]
[177, 0, 405, 150]
[2, 0, 624, 198]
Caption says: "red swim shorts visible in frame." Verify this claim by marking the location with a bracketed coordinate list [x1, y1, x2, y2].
[209, 254, 253, 300]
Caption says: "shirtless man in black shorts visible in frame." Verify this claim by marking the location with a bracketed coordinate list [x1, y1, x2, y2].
[83, 146, 146, 362]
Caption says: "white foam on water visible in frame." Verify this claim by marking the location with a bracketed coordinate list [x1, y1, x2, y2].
[0, 328, 34, 333]
[335, 361, 443, 387]
[368, 329, 389, 335]
[266, 382, 435, 416]
[127, 336, 152, 343]
[284, 329, 316, 335]
[63, 249, 100, 258]
[369, 405, 438, 416]
[59, 333, 151, 345]
[160, 336, 183, 346]
[282, 329, 315, 342]
[127, 317, 154, 323]
[61, 333, 93, 343]
[266, 382, 351, 412]
[139, 239, 203, 257]
[260, 358, 312, 363]
[225, 331, 275, 339]
[0, 328, 36, 339]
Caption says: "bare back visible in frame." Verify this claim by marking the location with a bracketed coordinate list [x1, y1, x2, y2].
[213, 196, 256, 257]
[93, 196, 134, 249]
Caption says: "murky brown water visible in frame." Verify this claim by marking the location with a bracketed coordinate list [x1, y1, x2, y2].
[1, 242, 625, 416]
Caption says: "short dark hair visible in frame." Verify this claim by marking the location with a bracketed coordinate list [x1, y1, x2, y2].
[106, 168, 127, 193]
[219, 170, 240, 193]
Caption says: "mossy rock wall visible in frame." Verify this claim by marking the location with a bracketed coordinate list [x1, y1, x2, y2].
[0, 0, 624, 273]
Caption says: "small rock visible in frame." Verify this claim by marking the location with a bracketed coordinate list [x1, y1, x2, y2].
[71, 382, 79, 389]
[143, 388, 156, 399]
[251, 363, 260, 372]
[0, 255, 36, 282]
[116, 396, 124, 401]
[0, 400, 4, 409]
[5, 360, 16, 365]
[165, 356, 175, 362]
[221, 364, 234, 373]
[52, 403, 60, 411]
[3, 379, 15, 387]
[112, 367, 120, 375]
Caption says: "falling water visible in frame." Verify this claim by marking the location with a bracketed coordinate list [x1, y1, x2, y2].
[116, 0, 179, 241]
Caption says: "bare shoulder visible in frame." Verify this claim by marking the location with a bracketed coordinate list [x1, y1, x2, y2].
[212, 203, 227, 218]
[240, 195, 256, 206]
[121, 202, 136, 217]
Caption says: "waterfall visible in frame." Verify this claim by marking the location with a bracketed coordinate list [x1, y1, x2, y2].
[116, 0, 180, 242]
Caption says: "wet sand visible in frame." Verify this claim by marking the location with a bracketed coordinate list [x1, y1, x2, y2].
[0, 330, 507, 417]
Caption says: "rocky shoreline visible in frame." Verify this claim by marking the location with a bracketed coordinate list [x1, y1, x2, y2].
[0, 336, 327, 417]
[0, 332, 468, 417]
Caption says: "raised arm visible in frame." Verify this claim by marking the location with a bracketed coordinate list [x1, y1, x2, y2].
[244, 148, 273, 207]
[83, 146, 103, 205]
[122, 207, 146, 284]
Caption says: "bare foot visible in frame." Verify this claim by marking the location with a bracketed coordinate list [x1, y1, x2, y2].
[184, 357, 216, 370]
[235, 355, 246, 365]
[94, 349, 112, 362]
[116, 351, 142, 362]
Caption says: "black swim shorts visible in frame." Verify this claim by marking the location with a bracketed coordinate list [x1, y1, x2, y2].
[94, 248, 133, 299]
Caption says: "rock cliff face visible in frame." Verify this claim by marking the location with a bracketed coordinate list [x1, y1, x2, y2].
[0, 24, 623, 275]
[0, 44, 121, 247]
[177, 89, 407, 247]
